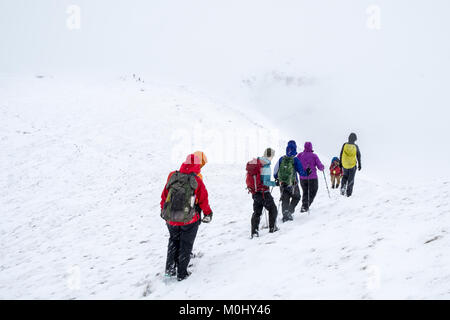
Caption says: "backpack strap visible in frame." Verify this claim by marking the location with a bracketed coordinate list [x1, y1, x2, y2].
[188, 172, 198, 191]
[166, 171, 179, 189]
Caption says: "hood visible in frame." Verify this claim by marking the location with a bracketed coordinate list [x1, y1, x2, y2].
[286, 140, 297, 157]
[179, 154, 201, 175]
[304, 142, 313, 152]
[348, 133, 357, 144]
[258, 156, 271, 166]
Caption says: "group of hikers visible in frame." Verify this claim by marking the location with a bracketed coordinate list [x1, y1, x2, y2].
[247, 132, 362, 238]
[160, 133, 362, 281]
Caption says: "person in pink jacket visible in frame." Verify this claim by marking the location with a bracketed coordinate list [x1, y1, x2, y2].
[297, 142, 325, 212]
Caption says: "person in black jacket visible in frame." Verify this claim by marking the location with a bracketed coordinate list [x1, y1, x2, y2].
[339, 133, 362, 197]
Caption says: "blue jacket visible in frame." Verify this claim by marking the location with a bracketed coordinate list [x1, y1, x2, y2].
[273, 140, 307, 181]
[258, 157, 277, 187]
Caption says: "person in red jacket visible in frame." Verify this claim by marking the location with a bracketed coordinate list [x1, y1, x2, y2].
[329, 157, 343, 189]
[160, 154, 213, 281]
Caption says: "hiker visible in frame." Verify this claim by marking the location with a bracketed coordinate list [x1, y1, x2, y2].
[246, 148, 279, 238]
[274, 140, 311, 222]
[160, 154, 213, 281]
[297, 142, 324, 212]
[330, 157, 343, 189]
[339, 133, 362, 197]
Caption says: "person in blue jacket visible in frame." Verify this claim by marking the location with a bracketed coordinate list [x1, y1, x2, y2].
[274, 140, 311, 222]
[250, 148, 279, 238]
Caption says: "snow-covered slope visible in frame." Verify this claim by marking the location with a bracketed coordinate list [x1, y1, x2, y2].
[1, 75, 448, 299]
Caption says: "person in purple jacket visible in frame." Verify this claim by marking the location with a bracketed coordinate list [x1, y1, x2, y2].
[274, 140, 311, 222]
[297, 142, 325, 212]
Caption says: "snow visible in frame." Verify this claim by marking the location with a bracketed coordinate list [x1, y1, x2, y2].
[1, 0, 450, 300]
[1, 75, 449, 299]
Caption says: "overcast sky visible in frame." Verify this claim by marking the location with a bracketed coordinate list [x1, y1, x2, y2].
[1, 0, 449, 183]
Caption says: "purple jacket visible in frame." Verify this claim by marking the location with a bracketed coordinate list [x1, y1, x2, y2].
[297, 142, 324, 180]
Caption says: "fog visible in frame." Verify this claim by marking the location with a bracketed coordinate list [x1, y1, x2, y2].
[1, 0, 449, 185]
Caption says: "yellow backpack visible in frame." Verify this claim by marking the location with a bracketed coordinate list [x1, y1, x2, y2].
[342, 144, 357, 169]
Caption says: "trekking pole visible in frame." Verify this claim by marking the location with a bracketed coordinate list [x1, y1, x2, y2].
[307, 167, 310, 202]
[307, 175, 310, 215]
[274, 197, 281, 228]
[322, 170, 331, 199]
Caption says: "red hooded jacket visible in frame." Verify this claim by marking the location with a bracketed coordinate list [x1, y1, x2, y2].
[160, 154, 212, 226]
[330, 162, 343, 176]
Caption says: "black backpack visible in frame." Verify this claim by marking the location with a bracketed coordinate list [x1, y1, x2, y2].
[161, 172, 198, 223]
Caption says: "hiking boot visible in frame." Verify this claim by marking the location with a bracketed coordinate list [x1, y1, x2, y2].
[282, 213, 292, 222]
[177, 271, 192, 281]
[336, 184, 340, 188]
[340, 187, 346, 196]
[165, 268, 176, 277]
[269, 226, 279, 233]
[300, 206, 308, 213]
[251, 230, 259, 239]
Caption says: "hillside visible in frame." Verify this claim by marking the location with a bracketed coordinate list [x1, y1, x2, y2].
[1, 75, 448, 299]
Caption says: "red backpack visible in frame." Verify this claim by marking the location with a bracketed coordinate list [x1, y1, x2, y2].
[246, 158, 265, 194]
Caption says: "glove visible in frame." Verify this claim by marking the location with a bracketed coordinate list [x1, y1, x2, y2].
[332, 170, 336, 175]
[358, 165, 361, 171]
[275, 179, 280, 186]
[306, 168, 312, 176]
[202, 212, 213, 223]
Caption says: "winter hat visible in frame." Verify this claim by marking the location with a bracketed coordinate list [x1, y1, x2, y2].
[193, 151, 208, 168]
[348, 133, 357, 143]
[263, 147, 275, 159]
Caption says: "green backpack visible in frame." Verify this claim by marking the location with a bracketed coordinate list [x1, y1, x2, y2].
[161, 171, 198, 223]
[278, 156, 295, 186]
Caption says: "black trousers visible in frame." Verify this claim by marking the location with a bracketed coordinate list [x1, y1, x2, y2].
[280, 183, 301, 215]
[165, 220, 200, 278]
[251, 191, 278, 232]
[300, 178, 319, 209]
[341, 166, 357, 197]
